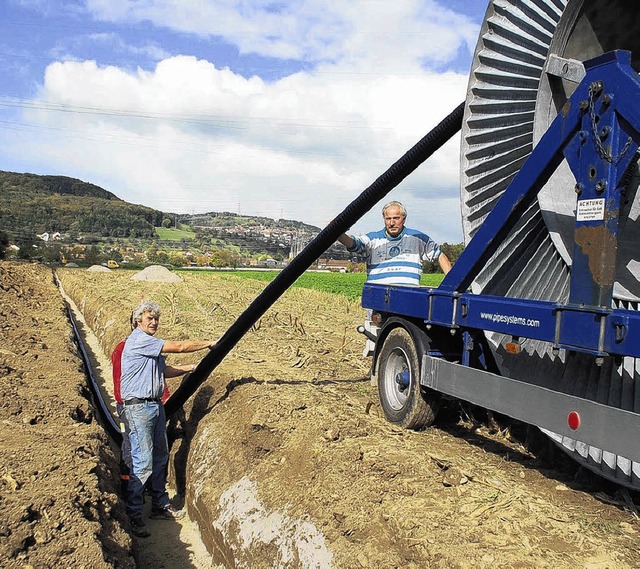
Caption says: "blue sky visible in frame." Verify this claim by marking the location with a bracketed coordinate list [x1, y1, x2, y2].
[1, 1, 488, 243]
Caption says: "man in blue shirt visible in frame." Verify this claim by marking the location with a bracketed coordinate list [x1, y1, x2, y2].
[337, 201, 452, 358]
[120, 300, 216, 537]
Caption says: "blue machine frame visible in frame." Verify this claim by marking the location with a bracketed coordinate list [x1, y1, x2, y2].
[362, 51, 640, 463]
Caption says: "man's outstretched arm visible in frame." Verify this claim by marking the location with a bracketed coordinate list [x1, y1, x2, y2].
[162, 340, 216, 354]
[337, 233, 354, 249]
[438, 253, 452, 275]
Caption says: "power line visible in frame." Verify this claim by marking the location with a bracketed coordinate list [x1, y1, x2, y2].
[0, 95, 397, 131]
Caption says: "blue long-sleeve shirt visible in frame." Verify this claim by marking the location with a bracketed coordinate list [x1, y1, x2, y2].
[120, 327, 166, 400]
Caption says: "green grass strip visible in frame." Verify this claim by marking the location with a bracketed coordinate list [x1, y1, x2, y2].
[210, 270, 444, 300]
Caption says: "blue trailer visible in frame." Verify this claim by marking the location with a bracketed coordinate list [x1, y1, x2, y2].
[365, 50, 640, 489]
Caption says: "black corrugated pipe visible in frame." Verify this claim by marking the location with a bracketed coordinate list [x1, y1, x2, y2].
[53, 270, 123, 443]
[164, 101, 465, 418]
[65, 297, 123, 443]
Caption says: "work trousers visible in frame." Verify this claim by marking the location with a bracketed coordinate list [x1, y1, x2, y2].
[122, 400, 170, 518]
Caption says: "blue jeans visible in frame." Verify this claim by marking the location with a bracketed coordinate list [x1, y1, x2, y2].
[122, 401, 170, 518]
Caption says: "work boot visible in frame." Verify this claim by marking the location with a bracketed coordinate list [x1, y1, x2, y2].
[150, 503, 185, 520]
[129, 516, 150, 538]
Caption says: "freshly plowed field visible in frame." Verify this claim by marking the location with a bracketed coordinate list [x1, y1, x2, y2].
[2, 260, 640, 568]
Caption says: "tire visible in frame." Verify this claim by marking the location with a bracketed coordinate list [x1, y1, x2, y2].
[377, 327, 439, 430]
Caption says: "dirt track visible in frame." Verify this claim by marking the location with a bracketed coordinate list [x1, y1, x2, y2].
[2, 260, 640, 568]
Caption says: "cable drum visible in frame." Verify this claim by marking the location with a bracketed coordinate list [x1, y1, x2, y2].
[461, 0, 640, 488]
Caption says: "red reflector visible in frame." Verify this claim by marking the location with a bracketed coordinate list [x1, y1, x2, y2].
[505, 342, 521, 354]
[567, 411, 580, 430]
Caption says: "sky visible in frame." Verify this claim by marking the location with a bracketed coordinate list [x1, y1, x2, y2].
[0, 0, 489, 244]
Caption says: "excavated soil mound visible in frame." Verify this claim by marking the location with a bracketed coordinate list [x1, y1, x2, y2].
[87, 264, 112, 272]
[2, 261, 640, 568]
[0, 261, 133, 568]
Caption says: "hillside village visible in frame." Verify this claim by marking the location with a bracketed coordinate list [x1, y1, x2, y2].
[0, 171, 460, 272]
[0, 170, 354, 269]
[7, 212, 359, 271]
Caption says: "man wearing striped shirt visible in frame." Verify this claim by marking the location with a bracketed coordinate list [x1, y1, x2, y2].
[338, 200, 451, 285]
[337, 200, 451, 359]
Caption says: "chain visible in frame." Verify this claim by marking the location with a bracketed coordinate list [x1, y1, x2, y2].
[589, 82, 633, 164]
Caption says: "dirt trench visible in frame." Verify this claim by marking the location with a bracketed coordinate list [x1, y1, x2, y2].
[2, 260, 640, 568]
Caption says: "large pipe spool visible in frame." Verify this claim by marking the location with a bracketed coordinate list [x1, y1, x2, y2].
[461, 0, 640, 488]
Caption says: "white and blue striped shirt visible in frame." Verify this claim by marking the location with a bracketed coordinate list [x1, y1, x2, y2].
[347, 227, 441, 286]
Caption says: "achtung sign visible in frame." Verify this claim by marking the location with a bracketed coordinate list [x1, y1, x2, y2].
[576, 198, 605, 222]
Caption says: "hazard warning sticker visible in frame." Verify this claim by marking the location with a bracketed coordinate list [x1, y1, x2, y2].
[576, 198, 605, 221]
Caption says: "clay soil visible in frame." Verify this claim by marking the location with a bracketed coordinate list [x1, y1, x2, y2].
[2, 259, 640, 568]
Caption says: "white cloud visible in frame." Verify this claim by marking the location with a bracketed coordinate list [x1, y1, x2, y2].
[4, 0, 477, 243]
[20, 54, 465, 239]
[83, 0, 478, 70]
[47, 32, 170, 63]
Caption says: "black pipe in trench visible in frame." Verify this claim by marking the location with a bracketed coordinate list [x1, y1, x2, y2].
[63, 292, 123, 443]
[164, 101, 465, 418]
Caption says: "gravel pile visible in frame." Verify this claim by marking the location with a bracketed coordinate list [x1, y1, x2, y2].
[131, 265, 183, 282]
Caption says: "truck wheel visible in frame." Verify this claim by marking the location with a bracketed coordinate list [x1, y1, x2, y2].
[377, 327, 439, 430]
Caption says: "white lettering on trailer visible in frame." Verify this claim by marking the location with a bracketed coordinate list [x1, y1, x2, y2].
[479, 312, 541, 328]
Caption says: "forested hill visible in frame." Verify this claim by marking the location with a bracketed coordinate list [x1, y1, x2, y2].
[0, 171, 163, 238]
[0, 171, 120, 200]
[0, 170, 460, 265]
[0, 170, 322, 246]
